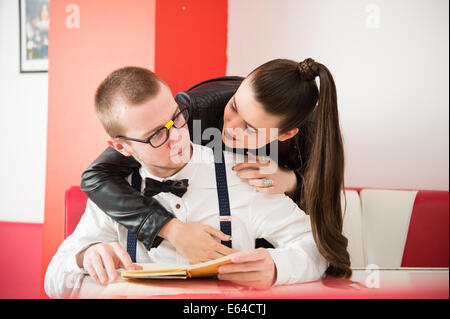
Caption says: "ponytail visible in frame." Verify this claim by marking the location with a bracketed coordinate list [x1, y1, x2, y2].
[249, 58, 352, 278]
[300, 59, 352, 278]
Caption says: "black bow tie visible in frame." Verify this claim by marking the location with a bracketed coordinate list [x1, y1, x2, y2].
[144, 178, 189, 198]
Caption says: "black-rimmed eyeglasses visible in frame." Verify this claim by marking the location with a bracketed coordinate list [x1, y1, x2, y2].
[115, 100, 190, 148]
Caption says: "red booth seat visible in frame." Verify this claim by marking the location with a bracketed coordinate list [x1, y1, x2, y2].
[64, 186, 88, 239]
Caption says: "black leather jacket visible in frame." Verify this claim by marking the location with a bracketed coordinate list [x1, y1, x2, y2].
[80, 76, 316, 250]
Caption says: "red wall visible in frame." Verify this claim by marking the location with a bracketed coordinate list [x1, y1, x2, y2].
[41, 0, 227, 298]
[154, 0, 228, 94]
[0, 222, 42, 299]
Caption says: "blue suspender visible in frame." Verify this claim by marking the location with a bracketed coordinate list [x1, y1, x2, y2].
[126, 170, 141, 263]
[214, 151, 232, 248]
[126, 230, 137, 263]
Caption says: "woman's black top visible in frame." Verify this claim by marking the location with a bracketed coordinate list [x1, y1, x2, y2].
[80, 76, 316, 250]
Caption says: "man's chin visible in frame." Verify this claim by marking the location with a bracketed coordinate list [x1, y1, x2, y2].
[169, 155, 187, 165]
[169, 145, 191, 164]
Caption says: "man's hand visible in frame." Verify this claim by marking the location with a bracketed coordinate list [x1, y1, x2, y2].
[77, 242, 142, 285]
[159, 219, 237, 264]
[217, 248, 277, 290]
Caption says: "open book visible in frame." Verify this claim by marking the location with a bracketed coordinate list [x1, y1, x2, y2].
[121, 252, 240, 280]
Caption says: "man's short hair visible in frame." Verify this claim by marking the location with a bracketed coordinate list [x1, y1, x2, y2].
[95, 66, 167, 137]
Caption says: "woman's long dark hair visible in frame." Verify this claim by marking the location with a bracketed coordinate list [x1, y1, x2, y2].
[248, 58, 352, 278]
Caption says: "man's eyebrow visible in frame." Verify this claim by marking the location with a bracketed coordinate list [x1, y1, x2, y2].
[141, 108, 179, 139]
[233, 96, 257, 130]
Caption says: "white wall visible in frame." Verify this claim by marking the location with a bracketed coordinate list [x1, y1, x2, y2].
[228, 0, 449, 190]
[0, 0, 48, 222]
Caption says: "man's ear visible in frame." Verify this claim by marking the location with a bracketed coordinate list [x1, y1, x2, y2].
[107, 137, 132, 157]
[278, 127, 299, 142]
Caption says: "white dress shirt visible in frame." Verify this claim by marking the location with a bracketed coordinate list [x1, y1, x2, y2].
[45, 143, 328, 298]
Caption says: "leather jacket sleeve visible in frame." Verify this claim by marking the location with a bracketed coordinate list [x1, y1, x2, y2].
[80, 147, 174, 250]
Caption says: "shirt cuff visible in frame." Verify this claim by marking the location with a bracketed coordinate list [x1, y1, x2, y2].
[267, 248, 291, 286]
[268, 247, 328, 286]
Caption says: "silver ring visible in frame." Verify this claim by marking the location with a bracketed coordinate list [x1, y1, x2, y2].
[263, 177, 274, 187]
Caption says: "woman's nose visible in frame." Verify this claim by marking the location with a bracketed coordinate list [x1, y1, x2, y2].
[227, 122, 244, 138]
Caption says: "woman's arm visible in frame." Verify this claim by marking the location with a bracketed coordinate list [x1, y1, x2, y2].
[80, 147, 175, 250]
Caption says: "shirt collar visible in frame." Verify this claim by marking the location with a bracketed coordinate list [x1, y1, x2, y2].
[139, 143, 243, 190]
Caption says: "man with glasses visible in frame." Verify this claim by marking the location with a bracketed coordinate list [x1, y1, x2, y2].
[45, 67, 327, 298]
[115, 104, 189, 148]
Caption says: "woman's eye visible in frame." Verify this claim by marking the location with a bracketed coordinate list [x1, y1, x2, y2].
[230, 102, 237, 112]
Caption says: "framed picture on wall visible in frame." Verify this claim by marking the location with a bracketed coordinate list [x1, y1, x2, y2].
[19, 0, 49, 72]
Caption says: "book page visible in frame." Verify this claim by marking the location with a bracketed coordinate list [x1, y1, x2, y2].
[121, 263, 188, 279]
[121, 252, 242, 279]
[122, 272, 188, 279]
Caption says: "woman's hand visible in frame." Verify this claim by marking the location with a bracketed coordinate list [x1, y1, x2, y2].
[217, 248, 277, 290]
[233, 153, 298, 195]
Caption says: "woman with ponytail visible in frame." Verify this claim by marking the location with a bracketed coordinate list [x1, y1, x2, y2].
[80, 58, 352, 280]
[247, 58, 351, 278]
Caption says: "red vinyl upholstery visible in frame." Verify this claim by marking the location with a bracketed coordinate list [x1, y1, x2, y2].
[401, 190, 449, 267]
[64, 186, 88, 239]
